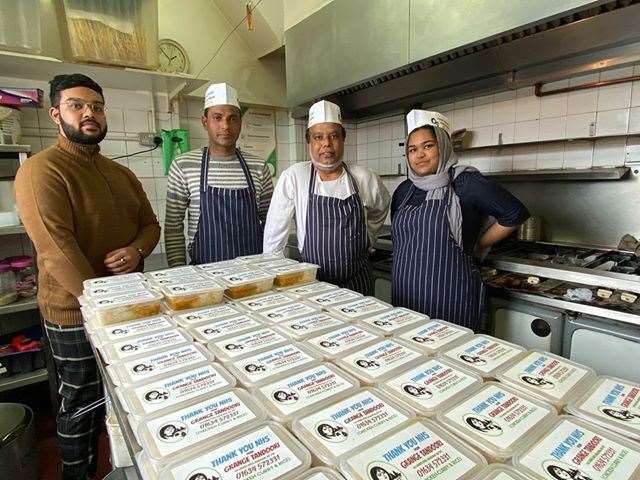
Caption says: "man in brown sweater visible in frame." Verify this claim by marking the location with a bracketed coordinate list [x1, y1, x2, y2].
[15, 74, 160, 480]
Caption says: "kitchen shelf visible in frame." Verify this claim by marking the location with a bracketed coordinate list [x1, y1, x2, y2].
[0, 50, 208, 101]
[0, 368, 48, 393]
[0, 225, 25, 236]
[0, 145, 31, 154]
[0, 297, 38, 316]
[455, 132, 640, 152]
[484, 167, 630, 182]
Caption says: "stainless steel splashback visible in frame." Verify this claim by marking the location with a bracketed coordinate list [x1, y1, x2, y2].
[502, 167, 640, 248]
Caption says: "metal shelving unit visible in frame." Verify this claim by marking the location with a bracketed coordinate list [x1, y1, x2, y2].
[0, 368, 48, 393]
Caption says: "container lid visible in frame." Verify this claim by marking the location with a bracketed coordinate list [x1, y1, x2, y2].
[145, 266, 201, 280]
[255, 301, 320, 325]
[397, 319, 474, 355]
[378, 357, 483, 417]
[306, 324, 382, 361]
[147, 273, 210, 287]
[254, 362, 361, 426]
[226, 342, 322, 389]
[326, 296, 392, 322]
[86, 288, 163, 312]
[251, 257, 299, 270]
[116, 363, 236, 419]
[208, 326, 289, 362]
[278, 281, 338, 297]
[357, 307, 428, 336]
[564, 375, 640, 442]
[106, 343, 212, 388]
[100, 328, 193, 364]
[171, 303, 244, 328]
[336, 339, 424, 385]
[268, 262, 319, 287]
[137, 388, 267, 462]
[95, 314, 175, 345]
[84, 281, 150, 299]
[217, 268, 275, 287]
[275, 312, 346, 341]
[235, 291, 296, 312]
[297, 467, 346, 480]
[197, 263, 253, 278]
[160, 279, 224, 298]
[495, 350, 597, 411]
[339, 419, 487, 480]
[265, 261, 318, 275]
[437, 382, 557, 463]
[291, 387, 414, 466]
[195, 259, 243, 272]
[83, 272, 146, 289]
[159, 422, 311, 480]
[187, 314, 263, 343]
[236, 252, 285, 263]
[306, 288, 363, 308]
[472, 464, 535, 480]
[10, 257, 32, 268]
[512, 415, 640, 480]
[442, 334, 526, 379]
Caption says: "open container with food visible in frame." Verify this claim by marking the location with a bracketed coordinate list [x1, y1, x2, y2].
[84, 288, 163, 326]
[275, 311, 346, 341]
[82, 272, 146, 290]
[377, 357, 483, 417]
[305, 324, 381, 361]
[442, 334, 527, 380]
[495, 349, 597, 412]
[339, 418, 487, 480]
[306, 288, 363, 309]
[357, 307, 429, 337]
[252, 362, 360, 426]
[225, 342, 322, 389]
[106, 343, 212, 388]
[266, 262, 320, 287]
[170, 303, 244, 328]
[512, 415, 640, 480]
[278, 281, 338, 297]
[335, 339, 424, 385]
[160, 279, 225, 311]
[396, 319, 473, 355]
[297, 467, 345, 480]
[136, 388, 267, 467]
[234, 291, 296, 313]
[217, 269, 275, 299]
[472, 464, 535, 480]
[93, 314, 175, 346]
[207, 326, 289, 362]
[100, 328, 192, 364]
[186, 313, 263, 343]
[325, 296, 392, 322]
[437, 382, 557, 463]
[291, 387, 415, 468]
[565, 375, 640, 442]
[158, 422, 311, 480]
[254, 300, 320, 325]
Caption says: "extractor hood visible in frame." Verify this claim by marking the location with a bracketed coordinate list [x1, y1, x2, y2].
[285, 0, 640, 118]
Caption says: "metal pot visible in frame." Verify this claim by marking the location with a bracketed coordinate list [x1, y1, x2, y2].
[0, 403, 37, 479]
[517, 216, 542, 242]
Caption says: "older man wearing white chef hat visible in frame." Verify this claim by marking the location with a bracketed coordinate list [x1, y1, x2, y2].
[263, 100, 390, 294]
[165, 83, 274, 265]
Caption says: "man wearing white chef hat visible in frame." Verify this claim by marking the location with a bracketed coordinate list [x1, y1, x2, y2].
[263, 100, 390, 294]
[165, 83, 274, 265]
[390, 109, 528, 330]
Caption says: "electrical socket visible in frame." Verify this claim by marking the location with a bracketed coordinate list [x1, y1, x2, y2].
[138, 132, 158, 147]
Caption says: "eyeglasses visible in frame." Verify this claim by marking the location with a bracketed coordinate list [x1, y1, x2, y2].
[57, 99, 107, 114]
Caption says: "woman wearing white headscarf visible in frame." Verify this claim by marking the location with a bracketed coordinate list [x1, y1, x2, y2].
[391, 110, 529, 330]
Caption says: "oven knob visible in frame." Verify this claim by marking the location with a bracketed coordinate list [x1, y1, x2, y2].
[531, 318, 551, 337]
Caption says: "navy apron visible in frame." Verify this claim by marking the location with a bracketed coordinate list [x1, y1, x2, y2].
[391, 184, 483, 330]
[190, 147, 263, 264]
[300, 164, 372, 295]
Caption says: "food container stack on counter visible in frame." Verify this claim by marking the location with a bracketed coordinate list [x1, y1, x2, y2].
[325, 296, 393, 322]
[186, 312, 263, 344]
[83, 289, 164, 326]
[495, 349, 597, 412]
[357, 306, 428, 337]
[396, 318, 474, 355]
[159, 279, 225, 311]
[266, 262, 320, 287]
[305, 324, 382, 361]
[217, 268, 276, 299]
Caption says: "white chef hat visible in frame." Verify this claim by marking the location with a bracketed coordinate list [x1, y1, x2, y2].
[308, 100, 342, 128]
[406, 109, 451, 137]
[204, 83, 240, 110]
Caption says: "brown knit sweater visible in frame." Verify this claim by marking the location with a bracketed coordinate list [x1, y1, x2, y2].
[14, 135, 161, 325]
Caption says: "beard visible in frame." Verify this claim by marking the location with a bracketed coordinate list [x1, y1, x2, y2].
[60, 117, 107, 145]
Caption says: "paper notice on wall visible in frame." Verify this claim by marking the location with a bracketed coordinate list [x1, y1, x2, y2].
[239, 107, 277, 176]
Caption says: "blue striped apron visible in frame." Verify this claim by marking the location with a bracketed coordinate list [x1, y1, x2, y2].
[190, 147, 263, 264]
[301, 164, 372, 295]
[391, 184, 482, 330]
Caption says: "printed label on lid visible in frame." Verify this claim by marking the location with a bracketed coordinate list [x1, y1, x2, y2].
[84, 272, 145, 287]
[146, 391, 257, 458]
[299, 390, 409, 457]
[260, 364, 355, 417]
[330, 297, 390, 320]
[518, 419, 640, 480]
[86, 281, 148, 297]
[147, 266, 199, 278]
[198, 264, 251, 277]
[400, 320, 469, 351]
[111, 330, 187, 359]
[164, 281, 222, 295]
[152, 274, 209, 286]
[192, 315, 262, 341]
[214, 328, 287, 359]
[309, 325, 378, 356]
[444, 384, 553, 451]
[360, 308, 426, 333]
[260, 302, 317, 323]
[93, 289, 158, 307]
[578, 378, 640, 432]
[238, 293, 294, 311]
[131, 364, 232, 415]
[102, 315, 172, 341]
[279, 313, 344, 336]
[342, 340, 421, 379]
[123, 345, 207, 380]
[168, 425, 302, 480]
[386, 359, 479, 410]
[286, 282, 337, 296]
[174, 304, 242, 325]
[445, 337, 523, 374]
[502, 353, 590, 401]
[346, 422, 478, 480]
[221, 270, 272, 284]
[308, 289, 361, 307]
[234, 344, 316, 383]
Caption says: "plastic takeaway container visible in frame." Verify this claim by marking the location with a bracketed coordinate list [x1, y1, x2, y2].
[217, 269, 275, 299]
[254, 300, 319, 325]
[83, 272, 146, 290]
[93, 314, 175, 346]
[236, 252, 285, 263]
[326, 296, 392, 322]
[83, 280, 149, 299]
[186, 313, 263, 343]
[170, 303, 244, 328]
[396, 319, 473, 355]
[234, 291, 296, 312]
[357, 307, 429, 337]
[306, 288, 363, 309]
[160, 280, 225, 311]
[145, 266, 200, 281]
[278, 281, 338, 297]
[207, 326, 289, 362]
[84, 288, 163, 325]
[100, 328, 192, 363]
[305, 324, 381, 361]
[267, 262, 320, 287]
[275, 311, 346, 341]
